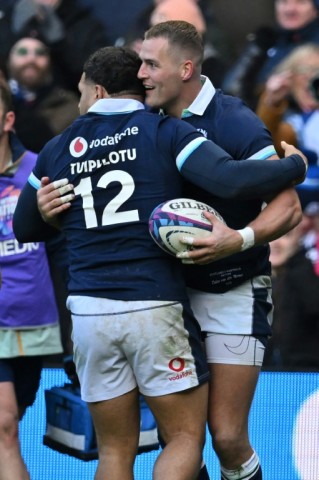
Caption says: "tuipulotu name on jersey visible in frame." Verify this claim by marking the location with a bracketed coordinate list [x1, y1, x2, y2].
[70, 148, 137, 174]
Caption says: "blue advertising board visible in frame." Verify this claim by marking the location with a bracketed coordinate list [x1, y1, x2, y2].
[20, 369, 319, 480]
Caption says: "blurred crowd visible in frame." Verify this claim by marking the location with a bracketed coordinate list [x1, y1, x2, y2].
[1, 0, 318, 369]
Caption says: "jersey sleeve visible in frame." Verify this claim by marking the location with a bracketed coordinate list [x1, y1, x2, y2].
[157, 116, 305, 198]
[13, 142, 59, 243]
[179, 141, 305, 198]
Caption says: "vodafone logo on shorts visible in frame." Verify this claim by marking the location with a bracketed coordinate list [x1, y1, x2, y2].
[168, 357, 185, 372]
[69, 137, 88, 157]
[168, 357, 194, 382]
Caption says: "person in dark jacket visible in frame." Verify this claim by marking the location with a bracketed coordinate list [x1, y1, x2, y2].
[7, 36, 79, 152]
[264, 222, 319, 369]
[0, 0, 111, 93]
[222, 0, 319, 110]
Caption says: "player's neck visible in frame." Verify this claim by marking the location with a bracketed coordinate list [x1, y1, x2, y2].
[109, 93, 144, 103]
[166, 81, 202, 119]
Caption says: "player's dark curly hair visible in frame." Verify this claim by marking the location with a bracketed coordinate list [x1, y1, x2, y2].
[83, 46, 145, 98]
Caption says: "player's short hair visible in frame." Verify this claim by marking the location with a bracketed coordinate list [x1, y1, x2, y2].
[144, 20, 204, 67]
[83, 46, 145, 98]
[0, 81, 13, 115]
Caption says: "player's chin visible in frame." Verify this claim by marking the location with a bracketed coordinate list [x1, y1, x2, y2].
[145, 91, 158, 107]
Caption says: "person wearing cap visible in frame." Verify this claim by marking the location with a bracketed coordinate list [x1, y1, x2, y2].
[0, 0, 111, 93]
[6, 36, 79, 152]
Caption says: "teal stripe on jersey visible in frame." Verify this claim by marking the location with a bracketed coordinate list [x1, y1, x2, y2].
[28, 172, 41, 190]
[176, 137, 207, 170]
[248, 145, 276, 160]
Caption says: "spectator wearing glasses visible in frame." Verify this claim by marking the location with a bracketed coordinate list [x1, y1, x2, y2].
[6, 36, 79, 153]
[0, 0, 111, 93]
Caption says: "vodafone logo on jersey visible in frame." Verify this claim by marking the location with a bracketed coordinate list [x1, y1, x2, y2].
[69, 137, 88, 157]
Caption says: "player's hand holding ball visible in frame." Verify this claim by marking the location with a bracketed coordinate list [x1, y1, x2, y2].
[149, 198, 235, 265]
[177, 211, 247, 265]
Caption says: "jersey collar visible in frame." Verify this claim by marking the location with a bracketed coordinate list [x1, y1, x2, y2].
[88, 98, 145, 114]
[181, 76, 216, 118]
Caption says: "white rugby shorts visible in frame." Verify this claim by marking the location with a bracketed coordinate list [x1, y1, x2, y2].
[67, 296, 209, 403]
[204, 333, 265, 366]
[187, 275, 273, 366]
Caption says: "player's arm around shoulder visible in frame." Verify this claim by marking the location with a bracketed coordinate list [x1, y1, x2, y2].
[250, 141, 306, 243]
[246, 145, 304, 246]
[266, 141, 308, 181]
[177, 142, 306, 265]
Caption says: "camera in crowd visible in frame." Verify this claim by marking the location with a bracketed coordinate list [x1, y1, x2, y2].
[310, 75, 319, 101]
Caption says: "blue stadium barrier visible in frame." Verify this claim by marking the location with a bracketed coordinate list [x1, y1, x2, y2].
[20, 369, 319, 480]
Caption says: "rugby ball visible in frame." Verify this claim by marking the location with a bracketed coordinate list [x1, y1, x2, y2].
[149, 198, 225, 256]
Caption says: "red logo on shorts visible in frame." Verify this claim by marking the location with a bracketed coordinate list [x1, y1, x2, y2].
[168, 357, 185, 372]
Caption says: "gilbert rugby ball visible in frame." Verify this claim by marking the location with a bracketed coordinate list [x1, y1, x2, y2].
[149, 198, 225, 256]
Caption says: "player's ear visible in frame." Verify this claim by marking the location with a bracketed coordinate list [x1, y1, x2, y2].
[4, 110, 15, 132]
[181, 60, 194, 81]
[95, 84, 108, 99]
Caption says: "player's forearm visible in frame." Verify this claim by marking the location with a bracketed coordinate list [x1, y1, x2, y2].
[181, 141, 306, 199]
[247, 188, 302, 245]
[13, 183, 58, 243]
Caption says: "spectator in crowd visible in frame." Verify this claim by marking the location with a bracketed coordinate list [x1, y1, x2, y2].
[222, 0, 319, 110]
[256, 43, 319, 158]
[0, 0, 111, 93]
[2, 40, 72, 357]
[264, 221, 319, 369]
[0, 80, 63, 480]
[12, 44, 308, 480]
[7, 36, 79, 152]
[256, 43, 319, 211]
[123, 0, 230, 87]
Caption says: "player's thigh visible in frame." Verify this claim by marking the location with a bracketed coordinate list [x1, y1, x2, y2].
[208, 362, 260, 433]
[144, 382, 208, 446]
[88, 387, 140, 452]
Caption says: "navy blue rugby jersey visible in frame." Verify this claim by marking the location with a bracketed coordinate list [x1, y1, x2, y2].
[27, 100, 197, 301]
[26, 98, 304, 299]
[181, 80, 282, 293]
